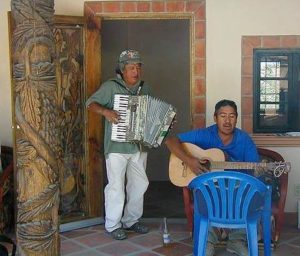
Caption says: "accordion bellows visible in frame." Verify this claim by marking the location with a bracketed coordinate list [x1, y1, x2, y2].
[111, 94, 176, 148]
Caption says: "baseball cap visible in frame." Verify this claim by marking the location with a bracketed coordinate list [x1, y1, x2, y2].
[118, 50, 142, 64]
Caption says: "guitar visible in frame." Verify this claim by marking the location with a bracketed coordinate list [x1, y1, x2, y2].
[169, 143, 291, 187]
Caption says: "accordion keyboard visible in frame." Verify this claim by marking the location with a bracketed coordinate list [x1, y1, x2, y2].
[111, 94, 130, 142]
[111, 94, 176, 147]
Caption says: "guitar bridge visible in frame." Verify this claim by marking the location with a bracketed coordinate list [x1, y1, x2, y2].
[181, 162, 187, 177]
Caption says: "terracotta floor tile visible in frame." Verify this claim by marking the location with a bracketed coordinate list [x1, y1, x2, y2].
[129, 232, 163, 248]
[69, 250, 105, 256]
[74, 232, 113, 247]
[270, 243, 300, 256]
[153, 242, 193, 256]
[61, 229, 97, 239]
[96, 241, 144, 255]
[131, 252, 163, 256]
[61, 240, 86, 255]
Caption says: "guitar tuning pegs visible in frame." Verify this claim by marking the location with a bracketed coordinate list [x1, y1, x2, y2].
[286, 162, 292, 172]
[273, 164, 285, 177]
[273, 162, 291, 177]
[273, 168, 282, 177]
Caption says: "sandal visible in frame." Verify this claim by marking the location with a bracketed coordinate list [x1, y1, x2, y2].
[125, 222, 149, 234]
[109, 228, 127, 240]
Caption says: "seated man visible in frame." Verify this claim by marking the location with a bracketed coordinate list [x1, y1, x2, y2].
[165, 99, 259, 256]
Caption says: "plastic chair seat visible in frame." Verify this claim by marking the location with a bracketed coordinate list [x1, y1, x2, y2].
[189, 171, 272, 256]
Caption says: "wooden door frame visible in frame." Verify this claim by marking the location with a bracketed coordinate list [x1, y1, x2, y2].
[84, 14, 104, 219]
[83, 0, 206, 129]
[54, 15, 104, 230]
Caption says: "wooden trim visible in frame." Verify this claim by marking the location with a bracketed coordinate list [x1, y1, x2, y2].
[54, 15, 84, 24]
[84, 0, 205, 128]
[84, 14, 103, 217]
[252, 134, 300, 147]
[94, 13, 193, 19]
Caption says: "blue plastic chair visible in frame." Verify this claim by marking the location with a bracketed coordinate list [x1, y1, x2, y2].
[189, 171, 272, 256]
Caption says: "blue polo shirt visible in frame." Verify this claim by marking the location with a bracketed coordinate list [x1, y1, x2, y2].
[178, 124, 259, 173]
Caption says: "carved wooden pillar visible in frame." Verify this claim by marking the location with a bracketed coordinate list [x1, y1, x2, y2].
[11, 0, 60, 255]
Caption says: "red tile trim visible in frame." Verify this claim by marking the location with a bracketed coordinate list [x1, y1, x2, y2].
[85, 1, 207, 122]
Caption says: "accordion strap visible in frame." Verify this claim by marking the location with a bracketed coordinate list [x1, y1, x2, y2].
[112, 79, 144, 95]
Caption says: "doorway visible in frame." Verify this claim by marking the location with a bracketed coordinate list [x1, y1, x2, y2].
[101, 19, 190, 217]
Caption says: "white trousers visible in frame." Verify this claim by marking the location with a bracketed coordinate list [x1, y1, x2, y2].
[104, 151, 149, 232]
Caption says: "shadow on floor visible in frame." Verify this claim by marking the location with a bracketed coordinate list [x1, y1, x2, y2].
[143, 180, 186, 218]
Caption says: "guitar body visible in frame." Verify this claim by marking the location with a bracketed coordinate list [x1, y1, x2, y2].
[169, 143, 290, 187]
[169, 143, 225, 187]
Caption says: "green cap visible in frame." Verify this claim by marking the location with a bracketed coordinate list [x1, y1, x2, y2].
[118, 50, 142, 64]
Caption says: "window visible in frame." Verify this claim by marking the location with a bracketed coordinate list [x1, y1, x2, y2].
[253, 49, 300, 133]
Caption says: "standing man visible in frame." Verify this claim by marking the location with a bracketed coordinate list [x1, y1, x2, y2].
[165, 99, 259, 256]
[86, 50, 150, 240]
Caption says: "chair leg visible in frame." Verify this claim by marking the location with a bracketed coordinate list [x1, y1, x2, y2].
[183, 187, 193, 233]
[262, 214, 272, 256]
[194, 219, 209, 256]
[274, 211, 284, 242]
[247, 221, 259, 256]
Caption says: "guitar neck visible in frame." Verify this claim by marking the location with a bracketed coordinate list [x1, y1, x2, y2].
[169, 143, 290, 187]
[211, 161, 267, 170]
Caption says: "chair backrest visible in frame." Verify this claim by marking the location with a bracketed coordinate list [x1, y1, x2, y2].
[189, 171, 271, 228]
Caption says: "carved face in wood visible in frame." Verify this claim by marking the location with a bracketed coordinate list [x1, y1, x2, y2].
[24, 38, 55, 80]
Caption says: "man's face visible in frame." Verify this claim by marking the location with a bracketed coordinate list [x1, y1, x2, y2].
[122, 63, 142, 86]
[214, 106, 237, 136]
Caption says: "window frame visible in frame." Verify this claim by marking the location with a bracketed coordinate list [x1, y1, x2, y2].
[253, 48, 300, 133]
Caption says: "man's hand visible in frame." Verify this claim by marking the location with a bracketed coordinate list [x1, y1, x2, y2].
[165, 136, 211, 176]
[186, 156, 210, 175]
[103, 109, 120, 124]
[87, 102, 120, 124]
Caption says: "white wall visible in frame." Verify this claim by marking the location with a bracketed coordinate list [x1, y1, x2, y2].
[206, 0, 300, 124]
[1, 0, 300, 212]
[0, 0, 91, 147]
[206, 0, 300, 212]
[0, 0, 13, 147]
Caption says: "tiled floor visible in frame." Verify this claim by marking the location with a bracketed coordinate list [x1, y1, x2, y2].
[61, 219, 192, 256]
[3, 181, 300, 255]
[60, 218, 300, 256]
[60, 179, 300, 255]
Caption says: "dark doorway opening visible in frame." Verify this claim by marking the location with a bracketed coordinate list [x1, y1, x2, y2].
[101, 19, 190, 218]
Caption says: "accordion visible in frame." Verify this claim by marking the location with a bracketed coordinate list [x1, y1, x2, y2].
[111, 94, 176, 148]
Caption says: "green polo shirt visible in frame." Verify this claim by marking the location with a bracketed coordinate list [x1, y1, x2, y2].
[86, 78, 151, 155]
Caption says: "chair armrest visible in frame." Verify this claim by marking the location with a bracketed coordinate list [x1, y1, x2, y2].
[275, 173, 288, 212]
[0, 146, 13, 205]
[257, 147, 288, 242]
[257, 147, 288, 205]
[183, 187, 194, 233]
[0, 161, 13, 205]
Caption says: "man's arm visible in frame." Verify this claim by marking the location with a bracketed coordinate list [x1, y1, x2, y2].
[87, 102, 119, 124]
[165, 136, 208, 175]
